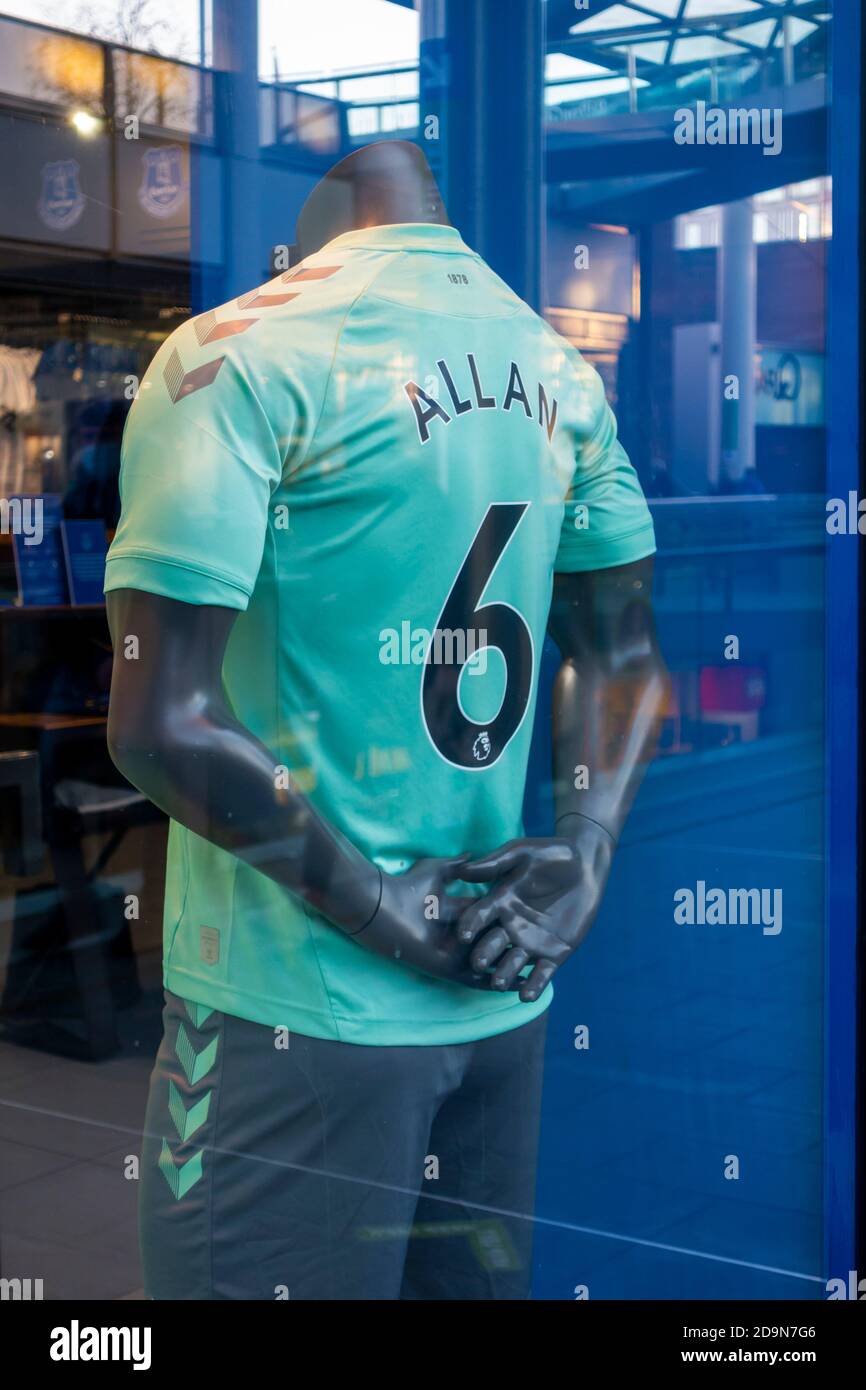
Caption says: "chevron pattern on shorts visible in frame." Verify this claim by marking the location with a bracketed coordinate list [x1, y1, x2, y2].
[157, 1005, 221, 1201]
[168, 1079, 212, 1142]
[175, 1022, 219, 1086]
[158, 1137, 204, 1201]
[184, 999, 216, 1029]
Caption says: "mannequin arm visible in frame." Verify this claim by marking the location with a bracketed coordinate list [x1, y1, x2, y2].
[548, 555, 668, 843]
[106, 588, 488, 987]
[456, 556, 669, 1000]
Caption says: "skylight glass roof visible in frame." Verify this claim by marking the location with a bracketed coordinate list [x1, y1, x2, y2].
[637, 1, 686, 16]
[726, 18, 778, 46]
[570, 5, 657, 36]
[550, 0, 830, 107]
[670, 34, 746, 62]
[610, 40, 670, 64]
[685, 0, 761, 17]
[773, 17, 818, 43]
[546, 52, 615, 81]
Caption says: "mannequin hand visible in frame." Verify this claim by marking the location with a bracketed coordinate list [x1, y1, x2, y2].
[453, 824, 614, 1003]
[354, 856, 492, 990]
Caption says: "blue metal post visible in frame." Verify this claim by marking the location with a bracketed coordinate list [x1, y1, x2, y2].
[824, 0, 861, 1284]
[431, 0, 543, 309]
[211, 0, 263, 301]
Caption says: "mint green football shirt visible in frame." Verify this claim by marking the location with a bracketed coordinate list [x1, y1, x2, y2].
[105, 222, 655, 1046]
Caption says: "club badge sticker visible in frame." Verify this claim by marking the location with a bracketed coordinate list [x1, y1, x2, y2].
[37, 159, 86, 231]
[138, 145, 186, 219]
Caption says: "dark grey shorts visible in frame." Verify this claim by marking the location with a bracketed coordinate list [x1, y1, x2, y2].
[139, 991, 549, 1300]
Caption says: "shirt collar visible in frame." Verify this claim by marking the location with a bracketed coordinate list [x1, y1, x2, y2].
[322, 223, 473, 255]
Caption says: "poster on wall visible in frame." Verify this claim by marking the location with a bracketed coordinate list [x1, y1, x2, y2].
[755, 348, 825, 427]
[61, 519, 108, 605]
[9, 495, 69, 606]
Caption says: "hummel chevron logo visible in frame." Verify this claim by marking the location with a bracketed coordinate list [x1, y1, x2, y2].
[184, 999, 215, 1029]
[280, 264, 341, 283]
[193, 310, 259, 345]
[158, 1138, 203, 1200]
[163, 346, 225, 402]
[175, 1022, 219, 1086]
[163, 310, 259, 402]
[163, 264, 342, 403]
[237, 288, 299, 310]
[168, 1080, 211, 1142]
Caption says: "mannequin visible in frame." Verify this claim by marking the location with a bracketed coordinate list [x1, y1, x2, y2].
[107, 142, 666, 999]
[106, 140, 667, 1302]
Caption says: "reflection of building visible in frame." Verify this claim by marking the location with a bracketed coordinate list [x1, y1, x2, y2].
[536, 1, 831, 496]
[0, 3, 833, 501]
[0, 16, 207, 589]
[0, 9, 346, 558]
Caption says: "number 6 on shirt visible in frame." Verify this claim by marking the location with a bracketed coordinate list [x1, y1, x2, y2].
[421, 501, 534, 771]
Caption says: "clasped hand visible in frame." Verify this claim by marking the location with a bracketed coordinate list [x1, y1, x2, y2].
[452, 827, 613, 1001]
[370, 824, 613, 1002]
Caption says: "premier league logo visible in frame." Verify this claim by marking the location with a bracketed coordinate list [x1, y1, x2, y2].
[138, 145, 186, 219]
[472, 731, 492, 762]
[37, 160, 85, 231]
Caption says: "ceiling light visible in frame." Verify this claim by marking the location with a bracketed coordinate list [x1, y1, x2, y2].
[71, 110, 101, 136]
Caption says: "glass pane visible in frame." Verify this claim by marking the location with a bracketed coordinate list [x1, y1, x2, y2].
[535, 0, 836, 1300]
[0, 0, 855, 1319]
[111, 49, 213, 137]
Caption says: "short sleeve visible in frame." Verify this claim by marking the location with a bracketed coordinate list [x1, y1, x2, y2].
[554, 357, 655, 574]
[104, 322, 286, 610]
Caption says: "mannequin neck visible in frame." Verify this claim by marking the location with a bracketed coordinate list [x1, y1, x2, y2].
[295, 140, 450, 258]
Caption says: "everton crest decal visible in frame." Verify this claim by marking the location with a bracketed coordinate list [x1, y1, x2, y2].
[38, 160, 86, 231]
[138, 145, 186, 220]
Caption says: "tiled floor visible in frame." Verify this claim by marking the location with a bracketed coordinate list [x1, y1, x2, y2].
[0, 953, 163, 1300]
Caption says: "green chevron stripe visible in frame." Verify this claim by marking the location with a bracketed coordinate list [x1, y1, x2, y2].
[158, 1138, 203, 1200]
[175, 1022, 219, 1085]
[184, 999, 215, 1029]
[168, 1080, 211, 1142]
